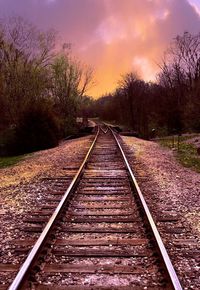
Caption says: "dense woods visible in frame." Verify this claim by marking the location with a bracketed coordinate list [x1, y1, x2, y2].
[0, 17, 93, 155]
[1, 17, 200, 155]
[94, 32, 200, 138]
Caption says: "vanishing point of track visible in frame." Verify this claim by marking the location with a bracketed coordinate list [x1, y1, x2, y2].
[8, 125, 183, 290]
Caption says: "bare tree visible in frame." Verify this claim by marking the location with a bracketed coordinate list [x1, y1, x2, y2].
[4, 16, 56, 66]
[51, 53, 94, 120]
[158, 31, 200, 131]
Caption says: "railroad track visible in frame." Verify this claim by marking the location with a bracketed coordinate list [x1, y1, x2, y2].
[8, 125, 183, 290]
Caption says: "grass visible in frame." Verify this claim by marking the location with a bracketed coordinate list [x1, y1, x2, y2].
[0, 154, 28, 169]
[0, 128, 31, 168]
[159, 135, 200, 173]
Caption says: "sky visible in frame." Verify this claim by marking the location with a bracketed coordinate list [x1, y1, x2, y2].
[0, 0, 200, 98]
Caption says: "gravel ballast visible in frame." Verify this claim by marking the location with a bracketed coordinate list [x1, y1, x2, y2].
[0, 134, 199, 289]
[122, 136, 200, 289]
[0, 136, 93, 286]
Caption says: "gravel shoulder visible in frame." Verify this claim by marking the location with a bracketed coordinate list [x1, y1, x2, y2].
[0, 136, 93, 285]
[0, 136, 92, 211]
[122, 136, 200, 289]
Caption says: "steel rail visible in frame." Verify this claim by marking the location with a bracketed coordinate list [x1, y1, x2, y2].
[110, 128, 183, 290]
[99, 126, 108, 134]
[8, 127, 100, 290]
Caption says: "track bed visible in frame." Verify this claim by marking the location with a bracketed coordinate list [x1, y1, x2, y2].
[6, 127, 183, 290]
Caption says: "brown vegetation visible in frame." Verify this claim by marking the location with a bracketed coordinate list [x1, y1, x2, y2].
[93, 32, 200, 138]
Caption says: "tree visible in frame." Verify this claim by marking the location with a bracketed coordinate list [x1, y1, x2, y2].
[51, 53, 94, 135]
[0, 17, 56, 126]
[119, 72, 149, 137]
[158, 31, 200, 131]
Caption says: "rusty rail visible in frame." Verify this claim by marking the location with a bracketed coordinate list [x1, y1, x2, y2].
[8, 127, 100, 290]
[110, 127, 183, 290]
[8, 124, 183, 289]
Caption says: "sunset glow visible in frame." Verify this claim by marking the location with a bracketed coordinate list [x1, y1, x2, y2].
[0, 0, 200, 98]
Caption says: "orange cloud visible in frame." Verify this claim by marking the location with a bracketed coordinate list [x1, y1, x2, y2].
[0, 0, 200, 98]
[75, 0, 200, 97]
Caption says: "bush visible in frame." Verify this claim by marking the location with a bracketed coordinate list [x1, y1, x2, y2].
[0, 128, 17, 156]
[63, 116, 79, 137]
[15, 104, 60, 154]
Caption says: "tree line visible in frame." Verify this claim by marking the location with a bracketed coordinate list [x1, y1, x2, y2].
[93, 31, 200, 139]
[0, 17, 93, 155]
[1, 18, 199, 156]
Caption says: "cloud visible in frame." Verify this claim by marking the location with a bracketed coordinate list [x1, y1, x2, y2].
[0, 0, 200, 97]
[188, 0, 200, 16]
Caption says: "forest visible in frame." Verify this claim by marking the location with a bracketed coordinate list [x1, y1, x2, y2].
[93, 31, 200, 138]
[0, 17, 93, 155]
[1, 17, 200, 156]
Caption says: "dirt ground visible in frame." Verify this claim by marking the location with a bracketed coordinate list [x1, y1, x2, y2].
[122, 136, 200, 289]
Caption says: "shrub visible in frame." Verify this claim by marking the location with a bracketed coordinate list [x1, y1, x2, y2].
[0, 128, 17, 156]
[15, 104, 60, 154]
[63, 116, 79, 137]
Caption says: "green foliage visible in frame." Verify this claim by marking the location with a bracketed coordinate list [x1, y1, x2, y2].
[178, 143, 200, 173]
[51, 54, 93, 120]
[0, 154, 28, 168]
[159, 136, 200, 173]
[0, 17, 93, 157]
